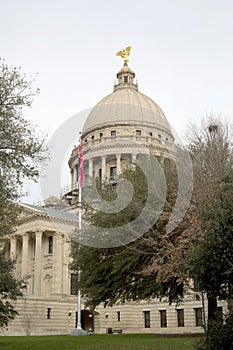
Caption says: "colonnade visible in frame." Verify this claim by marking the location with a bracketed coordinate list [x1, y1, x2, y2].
[9, 230, 67, 296]
[71, 152, 141, 187]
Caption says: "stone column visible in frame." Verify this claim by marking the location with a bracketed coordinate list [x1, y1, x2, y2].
[132, 154, 137, 163]
[22, 234, 29, 277]
[34, 230, 43, 295]
[73, 165, 78, 189]
[132, 154, 137, 170]
[102, 156, 106, 178]
[52, 234, 63, 295]
[116, 153, 121, 175]
[71, 169, 74, 189]
[10, 237, 17, 260]
[88, 158, 93, 177]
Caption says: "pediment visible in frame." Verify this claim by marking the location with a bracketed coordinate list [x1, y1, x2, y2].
[17, 203, 43, 222]
[17, 202, 78, 225]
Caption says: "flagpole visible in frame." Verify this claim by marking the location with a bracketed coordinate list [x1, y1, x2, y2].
[71, 141, 86, 336]
[76, 183, 82, 330]
[78, 184, 82, 231]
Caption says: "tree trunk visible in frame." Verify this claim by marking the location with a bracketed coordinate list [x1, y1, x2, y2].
[228, 298, 233, 313]
[207, 293, 218, 321]
[227, 284, 233, 313]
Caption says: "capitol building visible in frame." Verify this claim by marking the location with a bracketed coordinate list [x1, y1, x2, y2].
[1, 50, 227, 335]
[68, 56, 174, 196]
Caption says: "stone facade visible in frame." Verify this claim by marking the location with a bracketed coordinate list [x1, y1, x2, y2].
[1, 204, 86, 335]
[94, 298, 227, 335]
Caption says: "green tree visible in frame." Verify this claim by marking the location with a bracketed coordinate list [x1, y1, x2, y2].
[0, 59, 47, 327]
[71, 162, 188, 309]
[186, 116, 233, 322]
[191, 172, 233, 315]
[0, 252, 27, 328]
[71, 115, 233, 347]
[194, 312, 233, 350]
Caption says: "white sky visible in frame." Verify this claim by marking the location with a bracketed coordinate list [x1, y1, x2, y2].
[1, 0, 233, 203]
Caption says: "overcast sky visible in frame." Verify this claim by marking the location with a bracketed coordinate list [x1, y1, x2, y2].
[1, 0, 233, 203]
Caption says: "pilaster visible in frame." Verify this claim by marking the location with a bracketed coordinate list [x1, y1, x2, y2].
[52, 234, 63, 295]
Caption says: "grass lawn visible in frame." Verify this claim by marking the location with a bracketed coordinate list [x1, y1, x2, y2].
[0, 334, 199, 350]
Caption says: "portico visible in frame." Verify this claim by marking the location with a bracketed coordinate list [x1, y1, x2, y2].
[1, 203, 83, 336]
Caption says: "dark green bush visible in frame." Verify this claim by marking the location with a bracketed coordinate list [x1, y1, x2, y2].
[194, 313, 233, 350]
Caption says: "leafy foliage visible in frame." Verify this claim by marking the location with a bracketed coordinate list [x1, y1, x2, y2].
[191, 173, 233, 301]
[194, 312, 233, 350]
[72, 114, 233, 350]
[0, 253, 26, 328]
[0, 59, 47, 327]
[186, 116, 233, 321]
[0, 58, 47, 237]
[0, 59, 47, 197]
[71, 162, 188, 308]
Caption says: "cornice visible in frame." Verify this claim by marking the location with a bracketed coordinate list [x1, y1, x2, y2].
[18, 211, 78, 226]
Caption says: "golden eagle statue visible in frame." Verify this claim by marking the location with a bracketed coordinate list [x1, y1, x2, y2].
[116, 46, 132, 62]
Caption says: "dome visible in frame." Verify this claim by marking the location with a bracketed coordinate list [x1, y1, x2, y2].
[82, 63, 173, 138]
[82, 89, 172, 136]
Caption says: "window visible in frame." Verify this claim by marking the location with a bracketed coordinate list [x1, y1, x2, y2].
[158, 134, 162, 138]
[48, 236, 53, 254]
[99, 168, 102, 179]
[136, 130, 141, 136]
[149, 132, 153, 137]
[124, 76, 128, 83]
[143, 311, 150, 328]
[91, 135, 94, 140]
[111, 130, 116, 137]
[47, 308, 51, 319]
[177, 309, 184, 327]
[100, 132, 103, 138]
[117, 311, 121, 322]
[85, 139, 87, 142]
[70, 273, 78, 295]
[110, 166, 117, 179]
[195, 308, 203, 326]
[160, 310, 167, 328]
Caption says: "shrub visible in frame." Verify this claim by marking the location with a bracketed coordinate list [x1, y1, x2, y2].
[194, 312, 233, 350]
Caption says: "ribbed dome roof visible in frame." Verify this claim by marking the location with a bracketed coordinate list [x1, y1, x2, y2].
[82, 63, 172, 137]
[82, 89, 171, 135]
